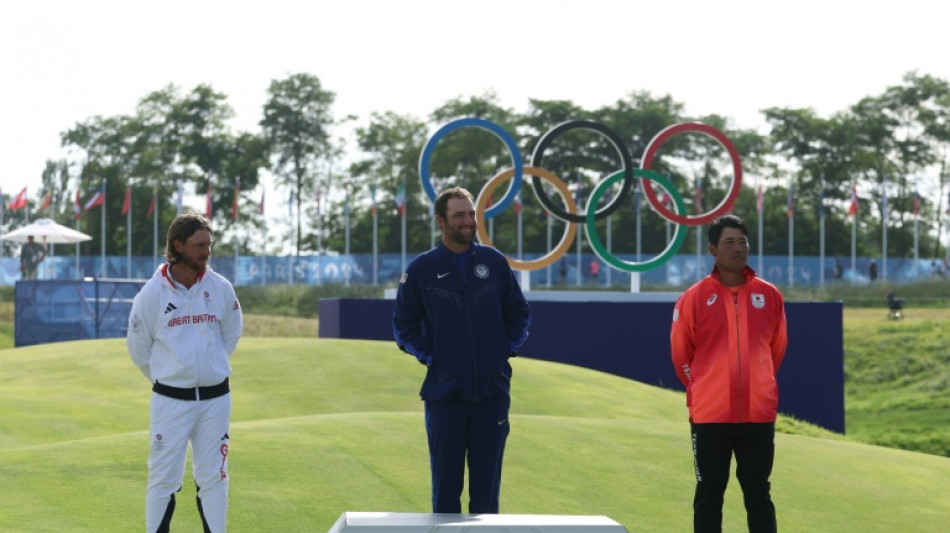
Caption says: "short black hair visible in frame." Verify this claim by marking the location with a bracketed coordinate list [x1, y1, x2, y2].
[434, 187, 475, 220]
[708, 214, 749, 246]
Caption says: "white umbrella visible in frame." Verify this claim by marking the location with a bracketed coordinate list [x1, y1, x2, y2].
[0, 218, 92, 244]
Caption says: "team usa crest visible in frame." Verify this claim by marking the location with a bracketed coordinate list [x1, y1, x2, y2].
[474, 264, 489, 279]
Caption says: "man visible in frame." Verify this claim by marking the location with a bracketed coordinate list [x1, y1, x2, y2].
[127, 212, 243, 533]
[670, 214, 788, 533]
[20, 235, 46, 280]
[393, 186, 530, 514]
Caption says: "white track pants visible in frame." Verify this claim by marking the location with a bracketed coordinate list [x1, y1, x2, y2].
[145, 392, 231, 533]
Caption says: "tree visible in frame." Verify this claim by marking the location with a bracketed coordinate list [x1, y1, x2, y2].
[343, 111, 428, 253]
[260, 73, 337, 255]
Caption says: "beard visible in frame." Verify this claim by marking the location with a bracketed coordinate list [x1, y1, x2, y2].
[445, 224, 476, 247]
[178, 254, 208, 272]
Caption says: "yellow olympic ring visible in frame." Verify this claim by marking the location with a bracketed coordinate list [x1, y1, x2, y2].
[475, 166, 577, 271]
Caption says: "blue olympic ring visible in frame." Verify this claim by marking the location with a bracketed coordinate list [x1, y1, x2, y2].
[418, 117, 523, 219]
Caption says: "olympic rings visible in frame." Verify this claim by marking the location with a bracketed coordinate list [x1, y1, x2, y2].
[585, 169, 687, 273]
[641, 122, 743, 225]
[475, 167, 578, 271]
[418, 117, 523, 219]
[529, 119, 634, 223]
[420, 117, 742, 273]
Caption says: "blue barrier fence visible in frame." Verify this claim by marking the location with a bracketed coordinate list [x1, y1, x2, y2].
[1, 253, 944, 287]
[14, 279, 145, 347]
[320, 297, 846, 433]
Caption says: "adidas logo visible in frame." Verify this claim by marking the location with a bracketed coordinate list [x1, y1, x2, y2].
[164, 302, 178, 314]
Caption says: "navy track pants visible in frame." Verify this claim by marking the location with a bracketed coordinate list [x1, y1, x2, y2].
[424, 396, 510, 514]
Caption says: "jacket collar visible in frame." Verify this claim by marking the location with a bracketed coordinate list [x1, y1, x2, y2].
[161, 262, 207, 290]
[436, 240, 477, 258]
[710, 264, 757, 285]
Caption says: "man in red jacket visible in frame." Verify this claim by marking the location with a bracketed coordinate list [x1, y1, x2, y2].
[670, 214, 788, 533]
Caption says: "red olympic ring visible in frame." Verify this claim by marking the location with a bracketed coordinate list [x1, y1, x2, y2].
[640, 122, 742, 226]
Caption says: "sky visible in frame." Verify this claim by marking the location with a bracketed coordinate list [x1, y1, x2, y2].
[2, 0, 950, 215]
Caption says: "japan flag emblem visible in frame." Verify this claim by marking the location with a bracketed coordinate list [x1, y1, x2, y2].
[751, 293, 765, 309]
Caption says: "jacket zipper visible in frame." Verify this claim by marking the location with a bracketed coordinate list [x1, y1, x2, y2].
[733, 288, 742, 423]
[459, 256, 480, 401]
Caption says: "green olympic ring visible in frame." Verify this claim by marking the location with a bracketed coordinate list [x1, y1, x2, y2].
[585, 169, 688, 273]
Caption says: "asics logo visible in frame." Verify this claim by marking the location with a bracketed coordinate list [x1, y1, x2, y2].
[437, 272, 450, 279]
[706, 294, 717, 306]
[164, 302, 178, 314]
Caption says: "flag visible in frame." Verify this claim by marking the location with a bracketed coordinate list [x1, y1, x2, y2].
[38, 191, 52, 211]
[395, 182, 406, 215]
[84, 185, 105, 210]
[232, 182, 239, 221]
[259, 189, 265, 216]
[205, 183, 213, 219]
[785, 184, 794, 218]
[913, 187, 920, 217]
[74, 189, 82, 219]
[146, 186, 157, 217]
[9, 187, 27, 210]
[175, 183, 184, 215]
[847, 182, 858, 216]
[756, 184, 764, 214]
[513, 192, 522, 214]
[121, 186, 131, 215]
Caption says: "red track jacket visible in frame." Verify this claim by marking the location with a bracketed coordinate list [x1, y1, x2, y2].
[670, 266, 788, 423]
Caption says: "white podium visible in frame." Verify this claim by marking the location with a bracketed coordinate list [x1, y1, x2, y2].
[328, 512, 628, 533]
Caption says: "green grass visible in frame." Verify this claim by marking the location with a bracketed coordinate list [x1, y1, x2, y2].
[0, 337, 948, 532]
[843, 307, 950, 456]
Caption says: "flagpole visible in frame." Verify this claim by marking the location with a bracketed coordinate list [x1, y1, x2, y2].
[694, 176, 702, 282]
[233, 178, 240, 286]
[344, 183, 350, 287]
[819, 177, 825, 288]
[851, 213, 858, 276]
[787, 179, 794, 287]
[757, 184, 764, 274]
[516, 192, 522, 261]
[914, 209, 919, 279]
[75, 189, 81, 277]
[260, 188, 266, 286]
[399, 177, 406, 272]
[100, 183, 106, 278]
[152, 185, 158, 270]
[881, 174, 888, 282]
[372, 181, 378, 286]
[546, 210, 552, 286]
[429, 204, 435, 249]
[126, 185, 132, 278]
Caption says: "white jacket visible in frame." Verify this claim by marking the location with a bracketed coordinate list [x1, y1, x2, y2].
[127, 263, 243, 387]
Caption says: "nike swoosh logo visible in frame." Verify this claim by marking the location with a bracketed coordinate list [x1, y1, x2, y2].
[437, 272, 450, 279]
[498, 419, 507, 426]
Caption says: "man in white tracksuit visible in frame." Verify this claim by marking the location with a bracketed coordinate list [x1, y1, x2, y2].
[127, 212, 243, 533]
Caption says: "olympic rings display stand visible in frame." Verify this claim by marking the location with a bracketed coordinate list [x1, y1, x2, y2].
[328, 512, 628, 533]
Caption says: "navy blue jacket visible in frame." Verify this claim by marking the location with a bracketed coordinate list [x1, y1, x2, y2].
[393, 241, 531, 403]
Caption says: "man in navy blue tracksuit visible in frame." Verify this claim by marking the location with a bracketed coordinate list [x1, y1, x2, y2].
[393, 186, 530, 514]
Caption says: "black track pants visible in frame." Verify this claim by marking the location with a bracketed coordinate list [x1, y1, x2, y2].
[690, 422, 776, 533]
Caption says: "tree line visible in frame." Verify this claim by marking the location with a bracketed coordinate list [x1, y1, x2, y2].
[8, 71, 950, 262]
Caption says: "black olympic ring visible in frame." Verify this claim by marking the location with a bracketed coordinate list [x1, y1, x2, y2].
[529, 120, 634, 223]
